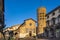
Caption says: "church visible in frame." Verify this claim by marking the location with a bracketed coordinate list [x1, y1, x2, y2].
[14, 18, 36, 38]
[3, 7, 46, 39]
[4, 18, 36, 38]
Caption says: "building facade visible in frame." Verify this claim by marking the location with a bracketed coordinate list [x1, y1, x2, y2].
[37, 7, 46, 37]
[0, 0, 5, 39]
[14, 18, 36, 38]
[45, 6, 60, 38]
[3, 24, 20, 40]
[0, 0, 4, 31]
[3, 24, 20, 32]
[3, 18, 36, 39]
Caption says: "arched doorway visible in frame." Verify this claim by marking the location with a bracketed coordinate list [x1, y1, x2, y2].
[29, 31, 32, 37]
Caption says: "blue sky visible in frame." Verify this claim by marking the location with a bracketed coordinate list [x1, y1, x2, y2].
[5, 0, 60, 27]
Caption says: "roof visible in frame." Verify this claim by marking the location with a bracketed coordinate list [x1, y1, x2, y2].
[17, 18, 37, 29]
[37, 6, 46, 10]
[46, 6, 60, 16]
[11, 24, 20, 27]
[24, 18, 37, 23]
[3, 24, 20, 31]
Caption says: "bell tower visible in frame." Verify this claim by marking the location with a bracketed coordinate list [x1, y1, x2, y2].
[37, 7, 46, 34]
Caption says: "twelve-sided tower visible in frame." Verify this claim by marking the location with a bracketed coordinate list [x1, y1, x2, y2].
[37, 7, 46, 34]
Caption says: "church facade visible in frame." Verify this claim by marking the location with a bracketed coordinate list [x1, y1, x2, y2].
[14, 18, 36, 38]
[4, 18, 36, 38]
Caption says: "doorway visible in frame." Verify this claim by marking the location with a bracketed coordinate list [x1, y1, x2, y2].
[29, 31, 32, 37]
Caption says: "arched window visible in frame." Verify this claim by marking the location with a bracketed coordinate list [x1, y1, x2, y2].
[51, 18, 56, 25]
[52, 12, 55, 16]
[58, 15, 60, 23]
[46, 20, 50, 26]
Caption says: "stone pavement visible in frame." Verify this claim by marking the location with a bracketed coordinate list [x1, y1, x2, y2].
[37, 39, 48, 40]
[20, 37, 60, 40]
[37, 38, 60, 40]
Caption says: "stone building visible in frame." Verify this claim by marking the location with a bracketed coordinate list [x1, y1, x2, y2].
[14, 18, 36, 38]
[3, 24, 20, 32]
[3, 24, 20, 40]
[0, 0, 5, 39]
[37, 7, 46, 37]
[44, 6, 60, 38]
[0, 0, 4, 31]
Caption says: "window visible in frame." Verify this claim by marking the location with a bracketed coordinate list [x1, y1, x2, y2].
[30, 23, 32, 26]
[40, 13, 44, 14]
[58, 8, 60, 13]
[39, 13, 44, 17]
[47, 15, 49, 19]
[42, 18, 45, 20]
[58, 15, 60, 22]
[46, 20, 49, 26]
[40, 18, 44, 20]
[40, 15, 42, 17]
[40, 18, 42, 20]
[15, 32, 18, 35]
[52, 12, 55, 16]
[53, 20, 55, 24]
[52, 18, 56, 25]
